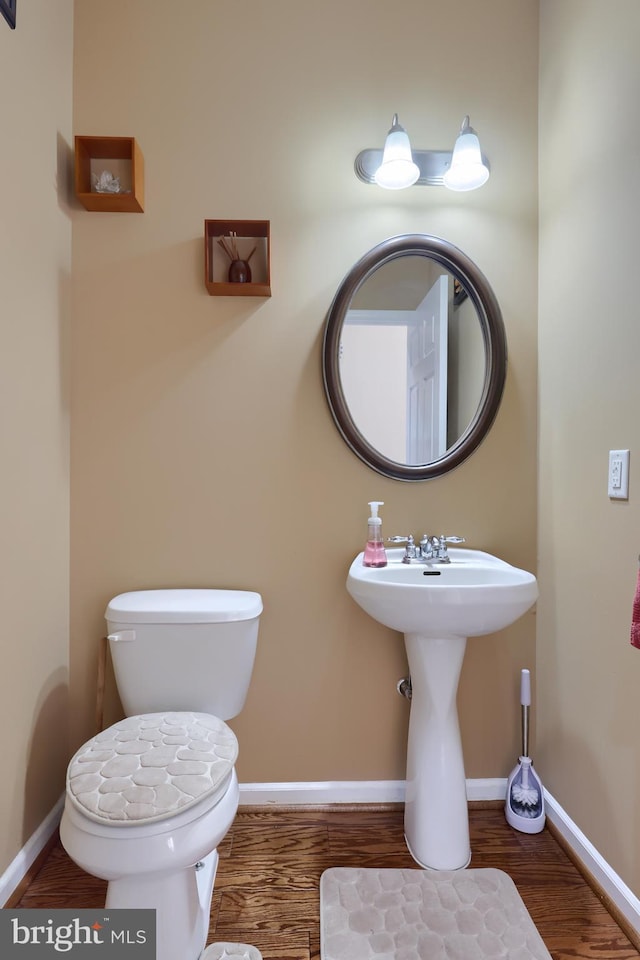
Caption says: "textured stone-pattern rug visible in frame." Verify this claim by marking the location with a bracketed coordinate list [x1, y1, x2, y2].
[320, 867, 551, 960]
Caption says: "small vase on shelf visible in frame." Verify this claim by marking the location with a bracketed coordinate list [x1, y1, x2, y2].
[218, 232, 257, 285]
[228, 260, 252, 283]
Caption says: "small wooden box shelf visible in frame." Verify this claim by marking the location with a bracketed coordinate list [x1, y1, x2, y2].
[205, 220, 271, 297]
[75, 136, 144, 213]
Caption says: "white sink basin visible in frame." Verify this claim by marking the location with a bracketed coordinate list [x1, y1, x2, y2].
[347, 546, 538, 870]
[347, 547, 538, 638]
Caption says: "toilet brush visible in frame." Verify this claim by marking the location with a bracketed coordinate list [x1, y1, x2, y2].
[505, 668, 546, 834]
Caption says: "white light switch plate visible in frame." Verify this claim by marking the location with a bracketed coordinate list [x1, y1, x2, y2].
[608, 449, 630, 499]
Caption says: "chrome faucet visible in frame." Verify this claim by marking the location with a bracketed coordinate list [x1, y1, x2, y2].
[388, 534, 465, 564]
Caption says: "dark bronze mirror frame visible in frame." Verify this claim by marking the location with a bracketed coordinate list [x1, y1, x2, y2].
[0, 0, 16, 29]
[322, 234, 507, 481]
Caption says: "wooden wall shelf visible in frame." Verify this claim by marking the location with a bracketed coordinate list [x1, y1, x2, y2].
[75, 136, 144, 213]
[205, 219, 271, 297]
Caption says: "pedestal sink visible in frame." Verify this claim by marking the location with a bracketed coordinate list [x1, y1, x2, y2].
[347, 547, 538, 870]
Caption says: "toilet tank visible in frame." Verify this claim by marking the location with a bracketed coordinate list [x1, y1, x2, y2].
[105, 589, 262, 720]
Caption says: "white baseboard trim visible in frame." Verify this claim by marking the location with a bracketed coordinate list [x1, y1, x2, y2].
[239, 780, 407, 805]
[543, 789, 640, 934]
[466, 778, 507, 802]
[0, 795, 64, 907]
[238, 778, 507, 806]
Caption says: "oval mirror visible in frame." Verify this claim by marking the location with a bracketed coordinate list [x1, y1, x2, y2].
[322, 234, 507, 481]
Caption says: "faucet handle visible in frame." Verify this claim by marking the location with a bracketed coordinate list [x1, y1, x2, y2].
[388, 534, 416, 561]
[433, 535, 466, 562]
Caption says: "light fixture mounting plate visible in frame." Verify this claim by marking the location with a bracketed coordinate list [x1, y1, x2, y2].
[354, 148, 452, 186]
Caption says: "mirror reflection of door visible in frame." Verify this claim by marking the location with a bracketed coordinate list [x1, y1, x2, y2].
[406, 275, 448, 464]
[340, 275, 449, 466]
[338, 258, 486, 467]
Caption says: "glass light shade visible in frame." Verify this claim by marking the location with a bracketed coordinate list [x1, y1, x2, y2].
[443, 116, 490, 192]
[374, 114, 420, 190]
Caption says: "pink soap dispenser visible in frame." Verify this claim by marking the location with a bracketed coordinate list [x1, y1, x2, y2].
[363, 501, 388, 568]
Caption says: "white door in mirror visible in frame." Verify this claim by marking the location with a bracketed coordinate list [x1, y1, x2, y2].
[608, 448, 630, 499]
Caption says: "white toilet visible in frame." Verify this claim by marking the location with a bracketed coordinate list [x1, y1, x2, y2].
[60, 588, 262, 960]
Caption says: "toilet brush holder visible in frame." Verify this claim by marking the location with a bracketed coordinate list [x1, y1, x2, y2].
[505, 669, 546, 834]
[505, 755, 545, 834]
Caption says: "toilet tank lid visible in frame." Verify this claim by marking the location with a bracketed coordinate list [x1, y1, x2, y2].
[105, 589, 263, 624]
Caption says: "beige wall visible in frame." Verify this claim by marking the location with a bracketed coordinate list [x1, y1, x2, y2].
[538, 0, 640, 895]
[70, 0, 539, 786]
[0, 1, 73, 874]
[6, 0, 640, 916]
[4, 0, 639, 914]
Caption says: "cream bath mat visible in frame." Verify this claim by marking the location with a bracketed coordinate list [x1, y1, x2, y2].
[320, 867, 551, 960]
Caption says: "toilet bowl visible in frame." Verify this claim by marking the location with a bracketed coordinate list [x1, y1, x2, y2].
[60, 590, 262, 960]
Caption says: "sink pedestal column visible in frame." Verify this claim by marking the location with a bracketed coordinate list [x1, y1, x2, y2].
[403, 633, 470, 870]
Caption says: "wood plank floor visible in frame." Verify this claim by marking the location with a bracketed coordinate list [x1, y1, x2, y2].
[14, 805, 640, 960]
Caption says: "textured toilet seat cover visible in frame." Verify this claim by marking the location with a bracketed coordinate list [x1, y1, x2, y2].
[67, 712, 238, 825]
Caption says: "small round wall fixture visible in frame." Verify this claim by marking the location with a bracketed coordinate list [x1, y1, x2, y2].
[322, 234, 507, 481]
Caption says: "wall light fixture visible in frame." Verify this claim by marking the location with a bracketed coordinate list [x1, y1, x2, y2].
[355, 114, 490, 192]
